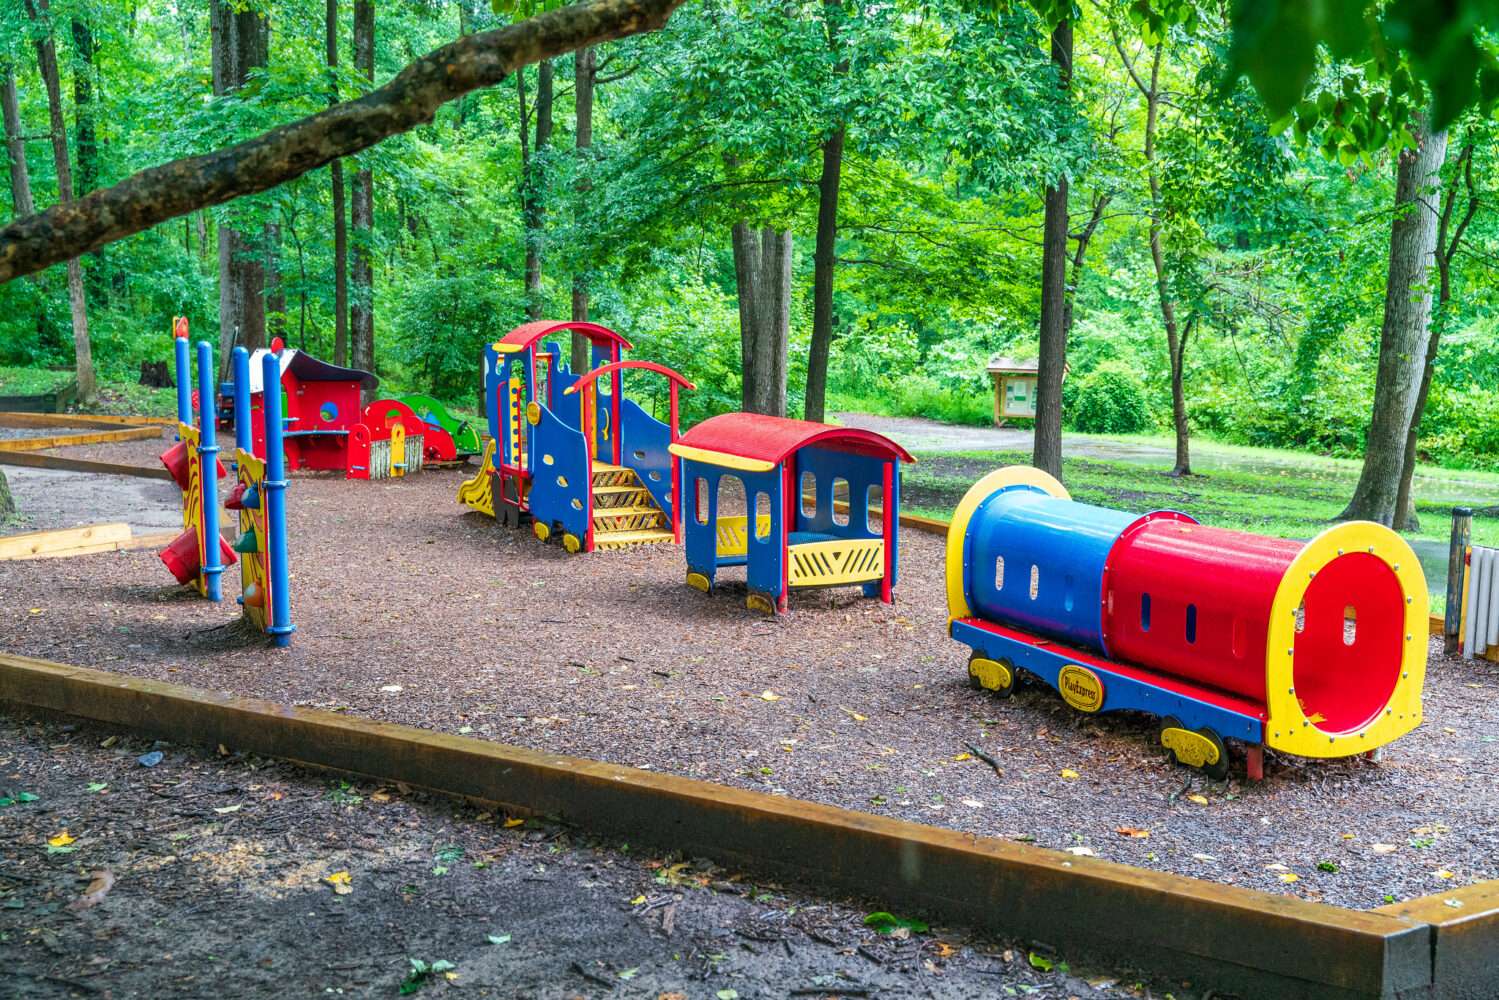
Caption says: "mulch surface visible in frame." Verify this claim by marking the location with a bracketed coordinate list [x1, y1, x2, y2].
[2, 459, 1496, 913]
[0, 712, 1149, 999]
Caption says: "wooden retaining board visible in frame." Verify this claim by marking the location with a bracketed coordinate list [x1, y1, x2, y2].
[0, 425, 163, 452]
[3, 653, 1487, 1000]
[0, 449, 172, 480]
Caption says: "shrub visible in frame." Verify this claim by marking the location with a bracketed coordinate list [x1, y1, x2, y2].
[1069, 363, 1153, 434]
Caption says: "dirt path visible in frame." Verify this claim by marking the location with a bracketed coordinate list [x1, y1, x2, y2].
[0, 711, 1145, 1000]
[2, 467, 1495, 911]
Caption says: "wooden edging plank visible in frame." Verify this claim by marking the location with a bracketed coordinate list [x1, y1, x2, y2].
[0, 523, 132, 561]
[0, 447, 171, 480]
[0, 425, 163, 452]
[0, 411, 176, 428]
[0, 653, 1441, 1000]
[1376, 883, 1499, 1000]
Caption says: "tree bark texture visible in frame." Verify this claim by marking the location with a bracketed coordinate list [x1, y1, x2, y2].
[266, 216, 285, 338]
[1393, 142, 1477, 530]
[70, 19, 97, 196]
[328, 0, 350, 366]
[732, 222, 792, 418]
[0, 0, 689, 284]
[1341, 123, 1449, 525]
[1032, 18, 1072, 480]
[350, 0, 375, 377]
[803, 125, 843, 424]
[1, 69, 34, 216]
[570, 45, 594, 373]
[523, 59, 553, 321]
[26, 0, 95, 405]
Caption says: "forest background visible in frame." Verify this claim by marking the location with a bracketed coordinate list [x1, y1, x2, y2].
[2, 0, 1497, 497]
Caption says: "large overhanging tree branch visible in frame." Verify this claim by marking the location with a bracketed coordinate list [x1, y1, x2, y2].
[0, 0, 687, 284]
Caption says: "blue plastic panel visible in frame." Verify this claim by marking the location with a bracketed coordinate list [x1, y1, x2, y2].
[950, 618, 1264, 742]
[741, 469, 785, 598]
[619, 397, 673, 516]
[681, 462, 784, 596]
[527, 405, 591, 543]
[965, 487, 1133, 654]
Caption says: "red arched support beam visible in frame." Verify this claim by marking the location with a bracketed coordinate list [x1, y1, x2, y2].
[565, 360, 696, 541]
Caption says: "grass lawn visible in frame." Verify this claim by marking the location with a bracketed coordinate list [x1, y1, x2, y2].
[0, 368, 181, 418]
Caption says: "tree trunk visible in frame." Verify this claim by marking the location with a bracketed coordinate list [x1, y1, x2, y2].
[1340, 123, 1449, 525]
[1, 68, 34, 216]
[327, 0, 349, 366]
[350, 0, 375, 377]
[803, 125, 843, 424]
[70, 19, 97, 196]
[0, 0, 690, 284]
[570, 45, 594, 372]
[211, 0, 268, 378]
[265, 216, 285, 340]
[732, 222, 792, 417]
[1032, 18, 1072, 480]
[523, 59, 553, 321]
[26, 0, 95, 406]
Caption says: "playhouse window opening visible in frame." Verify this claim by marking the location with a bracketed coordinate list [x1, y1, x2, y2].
[867, 483, 883, 534]
[832, 478, 850, 527]
[801, 471, 817, 518]
[695, 479, 710, 525]
[754, 492, 773, 539]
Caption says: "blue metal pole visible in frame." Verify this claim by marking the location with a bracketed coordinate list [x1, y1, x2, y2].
[261, 352, 295, 646]
[174, 334, 192, 429]
[232, 346, 252, 456]
[196, 341, 224, 602]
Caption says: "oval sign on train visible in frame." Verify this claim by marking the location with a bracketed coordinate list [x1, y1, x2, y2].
[1058, 664, 1104, 713]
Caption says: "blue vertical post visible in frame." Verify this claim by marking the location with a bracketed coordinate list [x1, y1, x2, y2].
[196, 341, 225, 602]
[261, 352, 295, 646]
[232, 347, 252, 455]
[174, 335, 192, 429]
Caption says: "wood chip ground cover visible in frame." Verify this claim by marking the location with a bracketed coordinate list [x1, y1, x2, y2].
[0, 713, 1149, 999]
[2, 457, 1496, 912]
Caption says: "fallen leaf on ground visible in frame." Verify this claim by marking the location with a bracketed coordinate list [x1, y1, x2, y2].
[1372, 844, 1398, 854]
[1115, 826, 1150, 838]
[1280, 873, 1299, 883]
[1436, 870, 1455, 879]
[324, 871, 353, 894]
[487, 934, 511, 945]
[761, 691, 779, 701]
[48, 831, 75, 847]
[839, 707, 867, 721]
[933, 942, 957, 958]
[953, 753, 971, 761]
[1192, 853, 1216, 861]
[960, 798, 984, 808]
[631, 895, 647, 905]
[1187, 794, 1209, 805]
[87, 782, 107, 793]
[214, 804, 241, 815]
[1065, 846, 1095, 856]
[504, 817, 525, 827]
[67, 870, 116, 910]
[1060, 769, 1079, 779]
[379, 685, 402, 692]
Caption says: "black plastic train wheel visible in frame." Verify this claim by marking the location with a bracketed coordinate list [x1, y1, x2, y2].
[1159, 716, 1230, 780]
[967, 651, 1015, 698]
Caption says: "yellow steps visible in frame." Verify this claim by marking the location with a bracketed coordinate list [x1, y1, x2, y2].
[593, 527, 675, 550]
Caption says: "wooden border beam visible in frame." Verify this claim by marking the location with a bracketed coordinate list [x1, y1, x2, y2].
[0, 653, 1466, 1000]
[0, 425, 162, 452]
[0, 448, 171, 479]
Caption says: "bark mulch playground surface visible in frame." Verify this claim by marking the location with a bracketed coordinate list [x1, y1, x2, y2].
[1, 451, 1496, 918]
[0, 712, 1148, 999]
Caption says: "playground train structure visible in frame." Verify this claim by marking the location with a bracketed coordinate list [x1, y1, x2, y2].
[944, 468, 1429, 780]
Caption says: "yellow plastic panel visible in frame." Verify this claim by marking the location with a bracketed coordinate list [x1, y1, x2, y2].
[787, 538, 885, 587]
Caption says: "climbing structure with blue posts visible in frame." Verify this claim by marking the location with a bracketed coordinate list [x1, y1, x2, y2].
[458, 321, 695, 553]
[225, 347, 296, 646]
[157, 326, 237, 599]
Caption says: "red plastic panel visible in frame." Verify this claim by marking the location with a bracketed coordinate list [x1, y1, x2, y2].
[675, 413, 914, 468]
[1293, 552, 1404, 734]
[495, 320, 633, 354]
[1105, 521, 1302, 702]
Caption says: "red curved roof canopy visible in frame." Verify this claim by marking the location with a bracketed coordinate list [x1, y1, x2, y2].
[671, 413, 913, 471]
[496, 321, 633, 354]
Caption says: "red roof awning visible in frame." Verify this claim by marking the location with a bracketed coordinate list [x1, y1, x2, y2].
[495, 321, 632, 355]
[669, 413, 913, 472]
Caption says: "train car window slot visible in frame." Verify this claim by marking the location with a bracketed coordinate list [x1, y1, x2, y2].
[695, 478, 710, 525]
[995, 556, 1005, 592]
[1185, 604, 1198, 644]
[1344, 606, 1357, 647]
[1294, 599, 1306, 633]
[831, 479, 850, 526]
[1141, 593, 1151, 632]
[1029, 564, 1039, 601]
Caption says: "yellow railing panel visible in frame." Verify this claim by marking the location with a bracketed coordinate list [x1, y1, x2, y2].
[788, 538, 885, 587]
[715, 514, 772, 557]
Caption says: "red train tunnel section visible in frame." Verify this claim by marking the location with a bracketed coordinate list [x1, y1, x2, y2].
[1103, 520, 1303, 705]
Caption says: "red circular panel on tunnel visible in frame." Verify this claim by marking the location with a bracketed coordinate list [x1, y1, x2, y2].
[1291, 552, 1405, 734]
